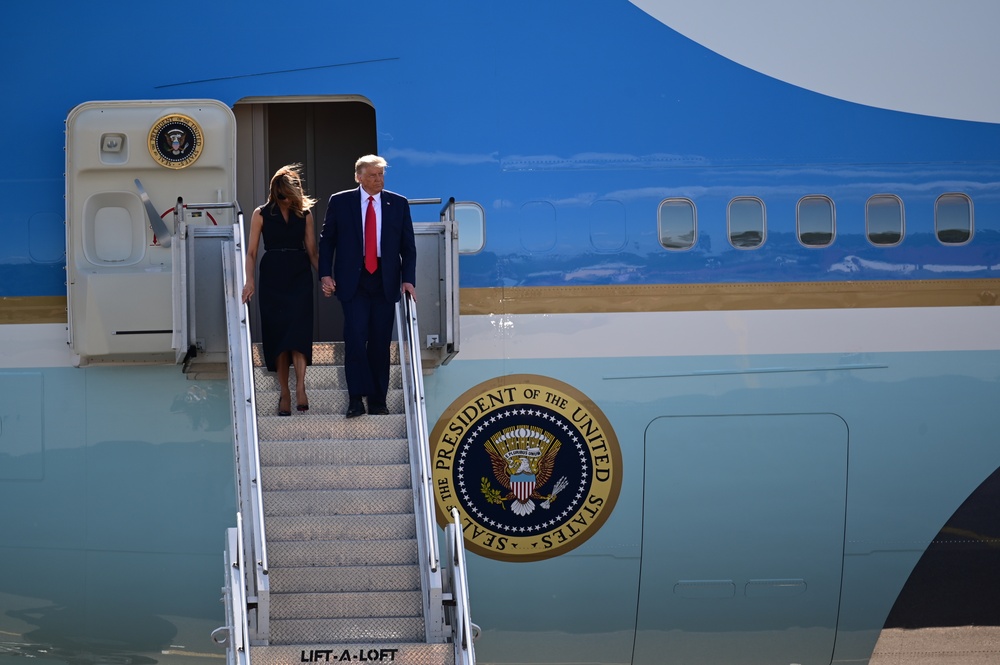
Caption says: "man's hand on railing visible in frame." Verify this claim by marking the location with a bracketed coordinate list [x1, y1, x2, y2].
[403, 282, 416, 302]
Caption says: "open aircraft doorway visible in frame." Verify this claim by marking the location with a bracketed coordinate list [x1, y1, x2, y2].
[234, 97, 377, 344]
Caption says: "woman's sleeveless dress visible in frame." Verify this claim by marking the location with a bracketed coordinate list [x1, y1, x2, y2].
[258, 203, 313, 371]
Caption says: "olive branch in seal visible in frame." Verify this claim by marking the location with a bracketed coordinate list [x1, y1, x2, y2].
[480, 477, 507, 509]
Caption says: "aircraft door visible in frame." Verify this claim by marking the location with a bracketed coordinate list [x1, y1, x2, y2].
[65, 100, 236, 365]
[636, 414, 848, 665]
[234, 99, 377, 344]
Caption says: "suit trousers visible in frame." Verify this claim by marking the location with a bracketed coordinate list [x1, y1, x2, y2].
[342, 265, 395, 405]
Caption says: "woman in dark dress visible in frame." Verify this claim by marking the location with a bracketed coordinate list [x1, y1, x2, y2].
[241, 165, 318, 415]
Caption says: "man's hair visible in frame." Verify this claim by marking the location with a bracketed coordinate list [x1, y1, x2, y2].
[355, 154, 388, 176]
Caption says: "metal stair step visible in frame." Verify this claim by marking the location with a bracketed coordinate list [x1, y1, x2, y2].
[264, 488, 414, 517]
[271, 590, 424, 621]
[268, 564, 421, 594]
[268, 538, 418, 568]
[265, 616, 427, 646]
[262, 464, 412, 491]
[252, 341, 401, 368]
[265, 514, 416, 541]
[253, 365, 403, 391]
[260, 439, 409, 467]
[251, 642, 453, 665]
[257, 413, 407, 441]
[256, 389, 404, 416]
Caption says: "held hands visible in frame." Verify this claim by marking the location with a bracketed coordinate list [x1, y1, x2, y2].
[321, 276, 336, 298]
[318, 277, 411, 300]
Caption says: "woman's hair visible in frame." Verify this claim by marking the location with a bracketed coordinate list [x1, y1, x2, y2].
[268, 164, 316, 215]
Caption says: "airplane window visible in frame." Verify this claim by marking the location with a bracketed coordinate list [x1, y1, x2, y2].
[520, 201, 557, 252]
[728, 197, 765, 249]
[866, 195, 904, 246]
[935, 193, 973, 244]
[658, 198, 696, 250]
[455, 202, 485, 254]
[589, 199, 627, 252]
[797, 195, 835, 247]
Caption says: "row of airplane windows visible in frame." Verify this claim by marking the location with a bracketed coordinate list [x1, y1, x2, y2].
[449, 192, 975, 255]
[658, 192, 974, 251]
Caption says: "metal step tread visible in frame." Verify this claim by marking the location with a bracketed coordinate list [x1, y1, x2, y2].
[267, 617, 426, 645]
[256, 414, 407, 442]
[257, 413, 406, 425]
[260, 439, 409, 467]
[252, 341, 401, 368]
[250, 642, 453, 665]
[268, 538, 418, 567]
[266, 513, 417, 541]
[256, 389, 404, 416]
[264, 487, 415, 517]
[253, 365, 403, 391]
[270, 590, 424, 620]
[268, 564, 421, 594]
[262, 464, 412, 491]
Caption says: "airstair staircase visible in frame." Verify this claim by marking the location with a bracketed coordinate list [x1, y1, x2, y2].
[251, 343, 451, 663]
[215, 212, 475, 665]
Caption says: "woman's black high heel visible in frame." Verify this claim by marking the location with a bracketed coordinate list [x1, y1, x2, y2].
[278, 395, 292, 417]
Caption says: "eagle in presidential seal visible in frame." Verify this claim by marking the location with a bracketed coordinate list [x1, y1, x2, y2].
[485, 425, 567, 517]
[430, 374, 622, 562]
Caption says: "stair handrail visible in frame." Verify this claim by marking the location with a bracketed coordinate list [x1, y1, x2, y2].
[447, 507, 476, 665]
[231, 210, 269, 579]
[400, 291, 439, 574]
[221, 211, 270, 643]
[219, 516, 251, 665]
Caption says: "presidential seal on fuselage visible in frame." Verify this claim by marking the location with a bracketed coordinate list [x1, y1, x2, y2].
[147, 113, 203, 169]
[430, 374, 622, 562]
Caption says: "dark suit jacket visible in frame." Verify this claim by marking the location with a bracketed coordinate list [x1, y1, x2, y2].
[318, 187, 417, 302]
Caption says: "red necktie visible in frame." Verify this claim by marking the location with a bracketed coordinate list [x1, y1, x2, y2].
[365, 195, 377, 274]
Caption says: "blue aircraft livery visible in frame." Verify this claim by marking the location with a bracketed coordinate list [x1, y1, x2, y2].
[1, 2, 999, 665]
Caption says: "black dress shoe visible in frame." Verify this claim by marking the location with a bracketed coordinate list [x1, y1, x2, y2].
[345, 398, 365, 418]
[368, 402, 389, 415]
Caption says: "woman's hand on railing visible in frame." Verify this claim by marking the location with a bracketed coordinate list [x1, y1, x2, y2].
[241, 278, 254, 303]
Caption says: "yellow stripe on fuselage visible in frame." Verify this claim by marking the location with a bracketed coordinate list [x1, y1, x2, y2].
[3, 279, 999, 325]
[0, 296, 67, 324]
[461, 279, 1000, 316]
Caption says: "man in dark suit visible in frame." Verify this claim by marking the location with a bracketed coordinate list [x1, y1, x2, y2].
[319, 155, 417, 417]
